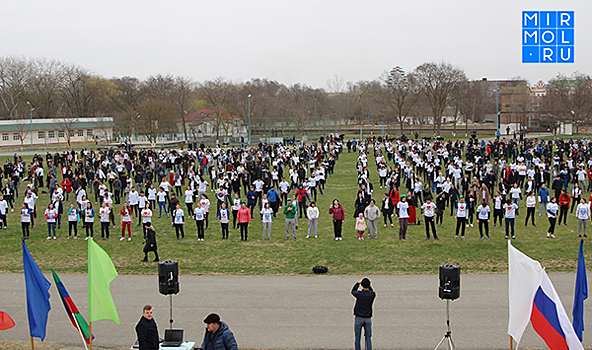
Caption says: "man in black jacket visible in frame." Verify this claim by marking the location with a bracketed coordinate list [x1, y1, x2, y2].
[352, 278, 376, 350]
[135, 305, 159, 350]
[142, 225, 159, 262]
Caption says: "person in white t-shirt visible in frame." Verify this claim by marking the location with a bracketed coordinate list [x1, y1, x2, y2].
[546, 197, 559, 239]
[476, 201, 491, 239]
[260, 202, 273, 240]
[397, 195, 409, 240]
[576, 198, 590, 238]
[420, 197, 438, 240]
[455, 196, 468, 239]
[503, 199, 519, 239]
[172, 204, 185, 240]
[99, 202, 110, 240]
[141, 203, 153, 239]
[120, 202, 132, 241]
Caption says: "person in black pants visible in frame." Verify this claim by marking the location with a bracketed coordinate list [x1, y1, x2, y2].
[351, 278, 376, 350]
[381, 194, 393, 228]
[135, 305, 159, 350]
[421, 197, 438, 240]
[142, 225, 159, 262]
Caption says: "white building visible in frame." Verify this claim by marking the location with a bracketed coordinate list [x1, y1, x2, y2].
[0, 117, 114, 147]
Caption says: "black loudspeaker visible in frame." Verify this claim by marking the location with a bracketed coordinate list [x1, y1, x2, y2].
[439, 264, 460, 300]
[158, 260, 179, 295]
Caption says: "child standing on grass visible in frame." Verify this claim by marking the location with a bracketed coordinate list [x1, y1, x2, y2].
[355, 213, 367, 241]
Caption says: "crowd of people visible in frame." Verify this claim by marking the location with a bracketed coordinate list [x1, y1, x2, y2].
[350, 134, 592, 241]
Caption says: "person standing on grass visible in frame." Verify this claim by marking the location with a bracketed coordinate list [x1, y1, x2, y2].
[200, 194, 211, 230]
[141, 203, 153, 240]
[172, 203, 185, 241]
[381, 193, 393, 228]
[558, 189, 571, 227]
[237, 201, 251, 241]
[45, 202, 58, 240]
[193, 202, 206, 241]
[476, 201, 491, 239]
[547, 197, 559, 239]
[129, 186, 140, 221]
[329, 199, 345, 241]
[21, 203, 31, 239]
[219, 202, 230, 240]
[571, 183, 582, 214]
[493, 191, 504, 227]
[351, 278, 375, 350]
[503, 199, 518, 239]
[509, 183, 522, 216]
[156, 187, 168, 218]
[284, 197, 297, 241]
[84, 202, 95, 240]
[0, 195, 8, 230]
[537, 183, 549, 217]
[231, 192, 242, 230]
[67, 203, 79, 239]
[524, 191, 536, 227]
[142, 225, 159, 262]
[260, 202, 273, 240]
[306, 201, 319, 239]
[454, 196, 468, 240]
[364, 200, 380, 239]
[355, 213, 367, 241]
[397, 194, 409, 240]
[435, 192, 446, 228]
[120, 202, 132, 241]
[99, 202, 110, 240]
[576, 198, 590, 238]
[421, 197, 438, 240]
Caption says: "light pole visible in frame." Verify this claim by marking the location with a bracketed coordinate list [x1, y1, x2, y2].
[493, 90, 500, 136]
[27, 101, 35, 150]
[247, 94, 251, 146]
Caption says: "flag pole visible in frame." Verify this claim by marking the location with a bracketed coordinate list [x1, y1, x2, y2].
[72, 314, 89, 350]
[30, 336, 34, 350]
[509, 335, 513, 350]
[89, 322, 92, 350]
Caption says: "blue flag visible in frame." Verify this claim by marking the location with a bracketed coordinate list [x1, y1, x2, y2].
[573, 239, 588, 341]
[22, 239, 51, 340]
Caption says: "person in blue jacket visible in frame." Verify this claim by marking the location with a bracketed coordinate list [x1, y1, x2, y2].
[266, 185, 280, 217]
[537, 183, 550, 216]
[200, 313, 238, 350]
[246, 186, 257, 219]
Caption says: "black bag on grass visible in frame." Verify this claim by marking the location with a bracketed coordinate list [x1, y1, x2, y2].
[312, 265, 329, 274]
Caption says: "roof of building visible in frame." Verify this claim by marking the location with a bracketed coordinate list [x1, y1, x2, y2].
[181, 110, 242, 125]
[0, 117, 114, 132]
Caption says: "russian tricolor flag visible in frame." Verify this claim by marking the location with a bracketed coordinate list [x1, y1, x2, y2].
[508, 242, 584, 350]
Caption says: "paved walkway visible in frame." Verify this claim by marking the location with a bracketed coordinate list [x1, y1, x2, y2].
[1, 273, 589, 349]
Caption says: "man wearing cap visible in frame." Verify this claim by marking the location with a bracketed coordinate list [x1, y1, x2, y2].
[135, 305, 159, 350]
[283, 197, 297, 241]
[200, 313, 238, 350]
[352, 278, 376, 350]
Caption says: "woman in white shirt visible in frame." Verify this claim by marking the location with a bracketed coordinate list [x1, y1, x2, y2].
[576, 198, 590, 238]
[307, 201, 320, 239]
[397, 195, 410, 240]
[260, 202, 273, 240]
[45, 203, 58, 240]
[546, 197, 559, 239]
[172, 204, 185, 240]
[147, 184, 157, 210]
[84, 202, 95, 240]
[524, 191, 537, 227]
[99, 202, 110, 240]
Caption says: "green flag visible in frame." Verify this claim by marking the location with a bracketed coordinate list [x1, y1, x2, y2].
[88, 239, 120, 324]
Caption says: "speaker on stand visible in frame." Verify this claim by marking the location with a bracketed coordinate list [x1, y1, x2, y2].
[158, 260, 179, 329]
[434, 264, 460, 350]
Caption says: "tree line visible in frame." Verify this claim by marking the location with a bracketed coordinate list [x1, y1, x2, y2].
[0, 56, 591, 142]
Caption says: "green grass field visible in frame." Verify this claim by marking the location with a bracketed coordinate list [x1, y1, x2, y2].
[0, 149, 588, 276]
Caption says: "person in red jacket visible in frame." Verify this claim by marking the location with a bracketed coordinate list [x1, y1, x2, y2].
[237, 202, 251, 241]
[296, 185, 308, 219]
[558, 189, 571, 226]
[329, 199, 345, 240]
[60, 177, 72, 201]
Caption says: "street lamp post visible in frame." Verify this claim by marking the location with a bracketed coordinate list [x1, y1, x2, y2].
[248, 94, 251, 146]
[493, 90, 500, 137]
[27, 101, 35, 150]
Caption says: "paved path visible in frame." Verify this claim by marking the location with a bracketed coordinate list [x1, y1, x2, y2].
[1, 273, 590, 349]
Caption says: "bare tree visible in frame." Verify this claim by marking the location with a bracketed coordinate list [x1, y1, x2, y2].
[413, 62, 467, 135]
[198, 78, 236, 143]
[383, 67, 419, 133]
[543, 72, 592, 134]
[136, 98, 174, 146]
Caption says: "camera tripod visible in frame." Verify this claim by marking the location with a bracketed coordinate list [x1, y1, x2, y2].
[433, 299, 456, 350]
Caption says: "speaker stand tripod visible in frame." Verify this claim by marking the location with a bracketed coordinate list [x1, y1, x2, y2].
[169, 294, 174, 329]
[434, 299, 455, 350]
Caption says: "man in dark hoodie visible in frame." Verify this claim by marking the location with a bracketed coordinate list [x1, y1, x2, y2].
[352, 278, 376, 350]
[135, 305, 159, 350]
[200, 313, 238, 350]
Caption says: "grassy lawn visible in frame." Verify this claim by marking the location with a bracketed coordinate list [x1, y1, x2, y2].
[0, 149, 588, 276]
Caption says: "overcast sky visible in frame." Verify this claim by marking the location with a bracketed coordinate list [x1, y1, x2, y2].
[1, 0, 589, 89]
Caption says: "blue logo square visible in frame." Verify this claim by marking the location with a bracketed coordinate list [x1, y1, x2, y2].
[522, 46, 539, 63]
[539, 29, 557, 45]
[540, 46, 557, 62]
[557, 46, 574, 63]
[540, 11, 557, 28]
[558, 29, 574, 45]
[558, 11, 574, 28]
[523, 11, 539, 28]
[522, 10, 574, 63]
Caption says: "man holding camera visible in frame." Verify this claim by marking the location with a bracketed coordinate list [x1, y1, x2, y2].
[352, 278, 376, 350]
